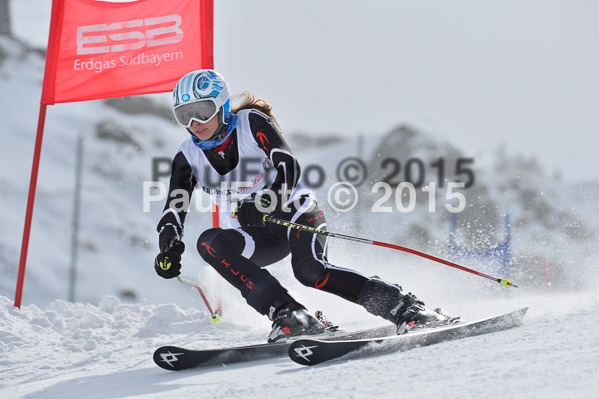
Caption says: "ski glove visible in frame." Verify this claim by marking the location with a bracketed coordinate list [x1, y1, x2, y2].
[154, 239, 185, 279]
[237, 193, 273, 229]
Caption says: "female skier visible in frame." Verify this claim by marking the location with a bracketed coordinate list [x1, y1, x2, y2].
[154, 69, 447, 342]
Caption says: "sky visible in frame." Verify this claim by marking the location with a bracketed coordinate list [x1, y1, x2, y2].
[9, 0, 599, 181]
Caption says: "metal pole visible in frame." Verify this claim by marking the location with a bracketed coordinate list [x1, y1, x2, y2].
[177, 276, 221, 323]
[0, 0, 11, 36]
[264, 215, 518, 288]
[15, 104, 48, 308]
[68, 135, 84, 302]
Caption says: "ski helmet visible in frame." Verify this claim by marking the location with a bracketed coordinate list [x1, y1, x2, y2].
[172, 69, 238, 149]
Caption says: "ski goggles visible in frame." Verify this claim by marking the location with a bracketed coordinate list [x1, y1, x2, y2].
[174, 99, 220, 127]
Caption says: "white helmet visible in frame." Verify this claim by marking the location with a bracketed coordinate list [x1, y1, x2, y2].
[172, 69, 236, 149]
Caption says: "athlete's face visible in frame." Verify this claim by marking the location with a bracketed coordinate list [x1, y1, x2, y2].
[189, 115, 220, 141]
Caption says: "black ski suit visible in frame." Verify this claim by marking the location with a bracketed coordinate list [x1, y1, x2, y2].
[157, 109, 391, 319]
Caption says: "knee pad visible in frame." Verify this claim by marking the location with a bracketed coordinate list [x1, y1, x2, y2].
[196, 228, 223, 262]
[197, 228, 246, 262]
[292, 257, 327, 287]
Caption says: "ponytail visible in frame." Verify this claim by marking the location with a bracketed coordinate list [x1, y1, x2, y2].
[231, 92, 281, 130]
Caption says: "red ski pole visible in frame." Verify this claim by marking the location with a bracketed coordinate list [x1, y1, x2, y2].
[264, 216, 517, 288]
[177, 276, 222, 323]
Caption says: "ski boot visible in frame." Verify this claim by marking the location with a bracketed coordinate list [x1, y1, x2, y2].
[267, 302, 327, 343]
[390, 292, 455, 334]
[357, 278, 454, 334]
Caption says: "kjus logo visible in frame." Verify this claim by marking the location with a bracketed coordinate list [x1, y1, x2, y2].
[200, 242, 216, 258]
[77, 14, 184, 55]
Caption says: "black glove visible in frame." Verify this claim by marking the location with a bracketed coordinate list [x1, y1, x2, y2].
[154, 239, 185, 279]
[237, 194, 272, 229]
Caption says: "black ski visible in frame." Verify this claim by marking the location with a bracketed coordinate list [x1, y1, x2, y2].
[153, 341, 289, 370]
[288, 306, 529, 366]
[153, 324, 397, 371]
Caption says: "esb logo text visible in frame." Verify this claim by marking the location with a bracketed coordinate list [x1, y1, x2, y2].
[77, 14, 183, 55]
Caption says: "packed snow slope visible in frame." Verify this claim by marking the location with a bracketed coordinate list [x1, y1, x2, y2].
[1, 292, 598, 399]
[1, 34, 599, 399]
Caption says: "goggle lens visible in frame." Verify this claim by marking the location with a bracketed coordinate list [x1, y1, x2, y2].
[174, 100, 218, 127]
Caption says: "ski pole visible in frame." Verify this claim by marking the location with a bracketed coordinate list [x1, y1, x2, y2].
[177, 276, 222, 323]
[264, 215, 517, 288]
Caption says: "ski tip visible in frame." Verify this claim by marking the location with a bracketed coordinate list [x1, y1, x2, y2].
[153, 346, 187, 371]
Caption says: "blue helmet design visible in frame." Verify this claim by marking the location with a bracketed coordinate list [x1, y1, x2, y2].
[173, 69, 238, 149]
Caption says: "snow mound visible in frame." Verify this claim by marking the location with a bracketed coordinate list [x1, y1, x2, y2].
[0, 295, 206, 374]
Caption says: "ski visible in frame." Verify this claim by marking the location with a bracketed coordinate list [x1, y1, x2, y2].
[288, 306, 529, 366]
[153, 323, 397, 371]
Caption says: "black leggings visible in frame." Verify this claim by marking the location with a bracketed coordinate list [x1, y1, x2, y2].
[197, 207, 368, 316]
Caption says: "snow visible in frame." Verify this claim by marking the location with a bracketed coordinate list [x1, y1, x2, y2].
[1, 292, 598, 398]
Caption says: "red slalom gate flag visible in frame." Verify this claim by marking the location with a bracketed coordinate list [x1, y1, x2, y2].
[41, 0, 213, 104]
[15, 0, 214, 308]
